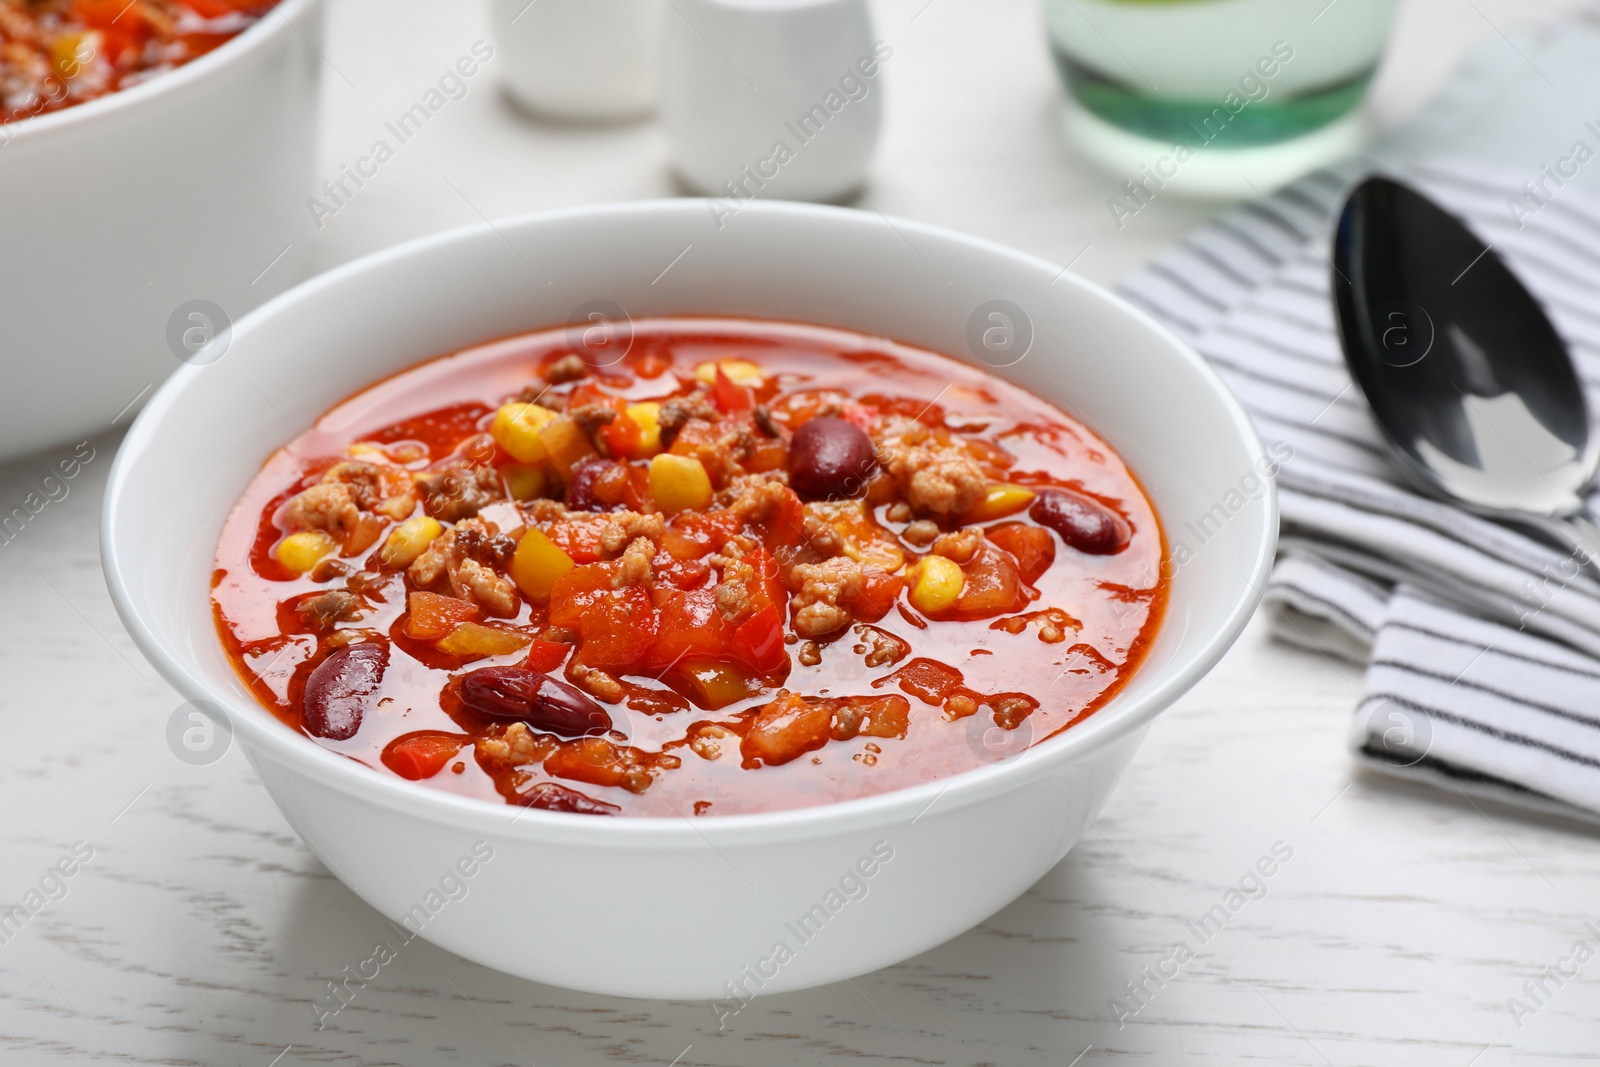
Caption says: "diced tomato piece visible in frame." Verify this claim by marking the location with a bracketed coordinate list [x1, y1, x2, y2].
[565, 383, 613, 409]
[742, 545, 787, 613]
[405, 591, 481, 640]
[599, 409, 645, 458]
[951, 545, 1029, 619]
[546, 516, 609, 563]
[713, 366, 752, 412]
[525, 639, 572, 674]
[664, 510, 742, 559]
[550, 564, 658, 671]
[658, 557, 711, 590]
[730, 604, 786, 673]
[764, 488, 807, 549]
[741, 692, 832, 766]
[986, 523, 1056, 585]
[846, 567, 903, 622]
[879, 657, 964, 705]
[382, 732, 468, 781]
[634, 350, 671, 379]
[746, 436, 788, 473]
[838, 402, 877, 430]
[831, 694, 911, 740]
[184, 0, 251, 15]
[648, 588, 732, 671]
[544, 737, 635, 790]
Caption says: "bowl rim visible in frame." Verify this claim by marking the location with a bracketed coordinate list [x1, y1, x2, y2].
[101, 198, 1277, 847]
[0, 0, 318, 145]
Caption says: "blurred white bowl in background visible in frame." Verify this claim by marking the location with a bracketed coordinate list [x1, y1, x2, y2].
[0, 0, 324, 461]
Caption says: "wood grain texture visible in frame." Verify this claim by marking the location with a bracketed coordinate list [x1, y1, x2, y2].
[3, 0, 1598, 1062]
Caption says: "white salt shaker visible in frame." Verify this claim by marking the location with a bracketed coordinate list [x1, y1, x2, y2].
[491, 0, 662, 121]
[661, 0, 887, 204]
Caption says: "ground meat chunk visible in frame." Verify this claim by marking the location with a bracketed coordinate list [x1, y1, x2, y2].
[789, 556, 865, 638]
[854, 624, 910, 668]
[320, 460, 414, 518]
[568, 403, 618, 451]
[612, 536, 655, 589]
[408, 527, 456, 586]
[753, 405, 783, 438]
[800, 511, 845, 557]
[297, 590, 363, 628]
[477, 722, 551, 765]
[707, 534, 767, 623]
[416, 459, 504, 523]
[932, 527, 982, 563]
[568, 663, 626, 703]
[284, 482, 360, 539]
[715, 558, 756, 623]
[408, 518, 520, 616]
[715, 424, 756, 465]
[902, 519, 938, 546]
[454, 558, 519, 617]
[453, 520, 518, 571]
[656, 395, 719, 447]
[523, 498, 569, 525]
[875, 417, 988, 521]
[598, 511, 665, 558]
[721, 473, 790, 525]
[544, 353, 589, 384]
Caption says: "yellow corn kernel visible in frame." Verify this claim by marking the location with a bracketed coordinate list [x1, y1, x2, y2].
[626, 401, 663, 456]
[490, 402, 557, 464]
[649, 453, 713, 512]
[967, 483, 1037, 522]
[276, 531, 337, 574]
[437, 623, 531, 658]
[510, 527, 574, 600]
[502, 463, 548, 502]
[909, 555, 965, 614]
[377, 515, 442, 568]
[693, 359, 764, 386]
[49, 33, 89, 79]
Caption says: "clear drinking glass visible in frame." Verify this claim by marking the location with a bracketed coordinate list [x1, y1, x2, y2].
[1044, 0, 1399, 195]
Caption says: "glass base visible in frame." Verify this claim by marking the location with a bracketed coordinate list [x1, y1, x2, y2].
[1053, 50, 1376, 148]
[1061, 97, 1367, 200]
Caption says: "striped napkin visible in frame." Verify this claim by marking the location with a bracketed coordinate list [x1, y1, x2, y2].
[1116, 16, 1600, 823]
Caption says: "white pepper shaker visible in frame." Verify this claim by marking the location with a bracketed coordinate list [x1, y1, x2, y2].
[491, 0, 663, 121]
[661, 0, 887, 204]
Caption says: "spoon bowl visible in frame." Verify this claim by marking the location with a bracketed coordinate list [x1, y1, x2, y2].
[1332, 176, 1600, 554]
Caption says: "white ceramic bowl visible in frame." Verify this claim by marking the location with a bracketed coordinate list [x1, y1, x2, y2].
[0, 0, 323, 461]
[102, 200, 1275, 999]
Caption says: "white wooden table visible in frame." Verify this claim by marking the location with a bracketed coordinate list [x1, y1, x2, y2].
[3, 0, 1598, 1063]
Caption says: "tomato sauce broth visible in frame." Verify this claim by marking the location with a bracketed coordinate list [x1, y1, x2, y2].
[213, 318, 1167, 816]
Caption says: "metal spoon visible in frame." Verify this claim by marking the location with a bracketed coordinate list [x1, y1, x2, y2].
[1331, 175, 1600, 563]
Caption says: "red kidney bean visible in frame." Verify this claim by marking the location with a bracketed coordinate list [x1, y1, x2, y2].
[788, 416, 876, 500]
[302, 642, 387, 740]
[515, 781, 621, 816]
[1029, 489, 1130, 555]
[459, 666, 612, 737]
[564, 457, 620, 512]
